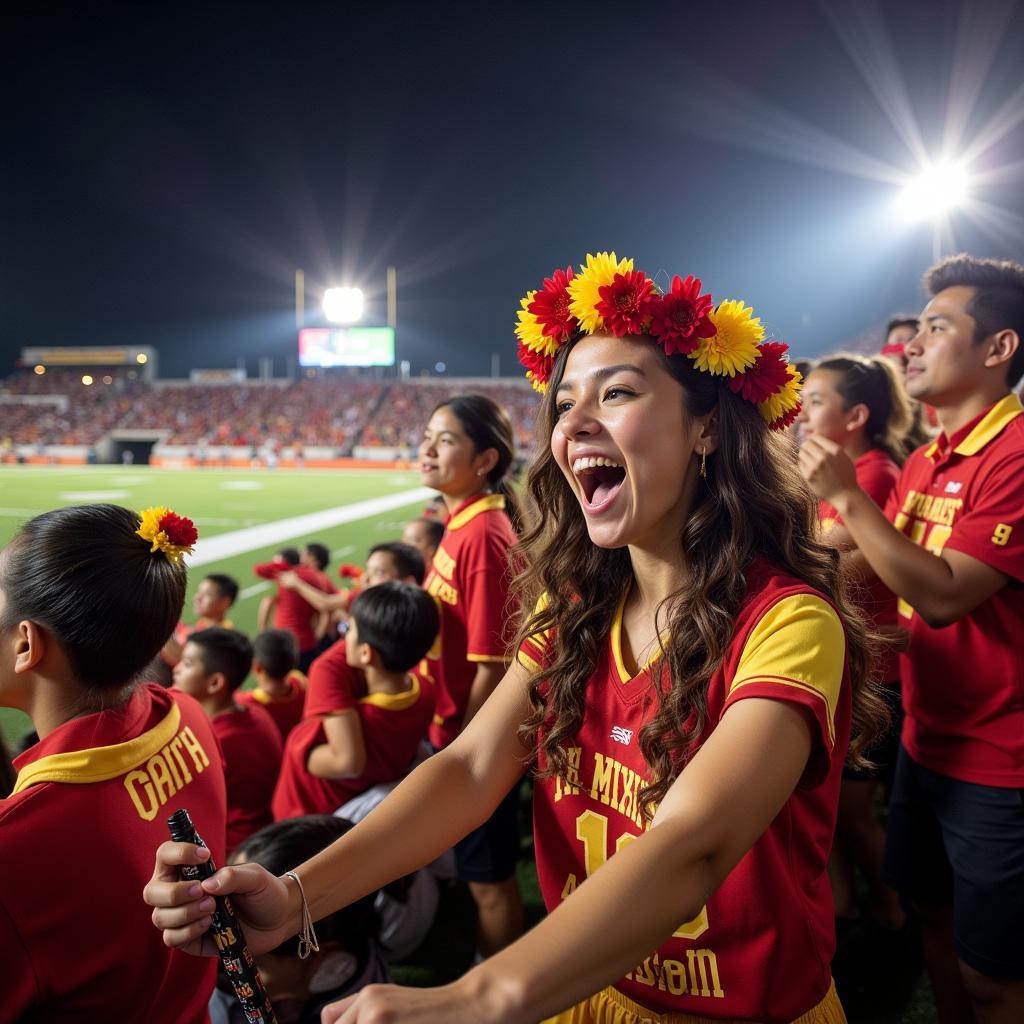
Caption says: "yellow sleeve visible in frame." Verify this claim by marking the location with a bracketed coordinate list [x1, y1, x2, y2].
[727, 593, 846, 748]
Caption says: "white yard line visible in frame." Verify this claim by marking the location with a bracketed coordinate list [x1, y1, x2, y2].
[239, 581, 273, 600]
[188, 487, 434, 567]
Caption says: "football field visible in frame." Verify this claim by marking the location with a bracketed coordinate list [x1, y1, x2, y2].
[0, 465, 433, 747]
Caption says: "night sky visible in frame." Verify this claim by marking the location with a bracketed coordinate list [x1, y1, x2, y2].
[3, 1, 1023, 378]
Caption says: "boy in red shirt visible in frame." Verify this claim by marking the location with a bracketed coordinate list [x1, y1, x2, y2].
[800, 254, 1024, 1020]
[253, 548, 335, 671]
[402, 516, 445, 565]
[272, 581, 438, 820]
[236, 628, 307, 741]
[173, 627, 283, 854]
[0, 503, 226, 1022]
[161, 571, 239, 666]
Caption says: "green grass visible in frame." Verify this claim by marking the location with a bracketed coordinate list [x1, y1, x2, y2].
[0, 465, 428, 748]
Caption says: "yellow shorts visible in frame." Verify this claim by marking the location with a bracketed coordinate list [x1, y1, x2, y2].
[543, 979, 846, 1024]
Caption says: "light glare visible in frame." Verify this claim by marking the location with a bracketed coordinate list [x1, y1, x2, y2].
[322, 287, 364, 324]
[81, 375, 94, 386]
[899, 162, 969, 219]
[33, 364, 45, 375]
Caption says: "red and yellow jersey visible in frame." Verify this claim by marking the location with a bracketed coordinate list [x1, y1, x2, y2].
[520, 562, 851, 1022]
[883, 393, 1024, 785]
[819, 446, 901, 681]
[271, 641, 435, 820]
[252, 562, 333, 652]
[236, 670, 307, 741]
[212, 702, 282, 855]
[0, 684, 226, 1022]
[420, 493, 517, 748]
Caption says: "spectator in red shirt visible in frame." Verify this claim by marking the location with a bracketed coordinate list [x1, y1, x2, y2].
[272, 581, 438, 821]
[236, 629, 307, 742]
[800, 254, 1024, 1021]
[253, 549, 335, 671]
[173, 627, 282, 855]
[162, 572, 239, 666]
[0, 503, 226, 1022]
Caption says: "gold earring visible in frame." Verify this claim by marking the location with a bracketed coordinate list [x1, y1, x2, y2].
[699, 450, 707, 479]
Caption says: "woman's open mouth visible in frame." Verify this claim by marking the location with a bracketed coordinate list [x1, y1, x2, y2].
[572, 455, 626, 513]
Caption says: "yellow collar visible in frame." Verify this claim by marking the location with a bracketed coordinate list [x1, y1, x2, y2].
[926, 393, 1023, 460]
[360, 674, 422, 711]
[447, 493, 506, 531]
[13, 701, 181, 795]
[609, 588, 667, 684]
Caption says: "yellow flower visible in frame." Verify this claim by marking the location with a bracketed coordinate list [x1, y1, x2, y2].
[526, 372, 547, 394]
[757, 364, 804, 425]
[136, 506, 195, 564]
[514, 290, 555, 356]
[690, 299, 764, 377]
[567, 251, 634, 334]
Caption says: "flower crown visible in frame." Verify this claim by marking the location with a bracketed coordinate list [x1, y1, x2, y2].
[514, 251, 802, 430]
[136, 506, 199, 564]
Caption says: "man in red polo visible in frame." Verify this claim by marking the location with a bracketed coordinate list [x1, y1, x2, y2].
[799, 254, 1024, 1022]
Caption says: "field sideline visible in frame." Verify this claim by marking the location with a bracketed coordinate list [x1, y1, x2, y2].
[0, 465, 433, 747]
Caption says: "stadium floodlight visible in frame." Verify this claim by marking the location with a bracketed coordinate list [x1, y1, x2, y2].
[323, 287, 364, 324]
[898, 161, 969, 220]
[136, 353, 148, 365]
[82, 375, 94, 386]
[33, 364, 45, 376]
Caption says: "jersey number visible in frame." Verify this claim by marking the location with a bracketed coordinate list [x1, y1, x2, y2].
[560, 809, 709, 940]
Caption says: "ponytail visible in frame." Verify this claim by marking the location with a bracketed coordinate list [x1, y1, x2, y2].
[432, 394, 522, 533]
[815, 354, 915, 465]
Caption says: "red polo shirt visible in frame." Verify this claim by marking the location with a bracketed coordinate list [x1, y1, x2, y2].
[0, 685, 226, 1022]
[420, 493, 517, 748]
[271, 642, 434, 819]
[883, 393, 1024, 785]
[236, 670, 307, 741]
[252, 562, 334, 653]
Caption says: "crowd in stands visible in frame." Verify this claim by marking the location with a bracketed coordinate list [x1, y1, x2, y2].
[0, 370, 538, 453]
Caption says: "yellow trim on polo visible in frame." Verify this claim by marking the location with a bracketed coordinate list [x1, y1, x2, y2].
[13, 702, 182, 795]
[466, 652, 507, 663]
[728, 593, 844, 746]
[359, 674, 421, 711]
[447, 493, 506, 531]
[954, 393, 1023, 455]
[516, 650, 542, 673]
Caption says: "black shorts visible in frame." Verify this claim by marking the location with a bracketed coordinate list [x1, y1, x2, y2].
[883, 745, 1024, 979]
[454, 777, 522, 884]
[842, 682, 902, 791]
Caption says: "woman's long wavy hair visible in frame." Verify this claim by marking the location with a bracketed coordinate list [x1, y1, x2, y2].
[514, 337, 888, 819]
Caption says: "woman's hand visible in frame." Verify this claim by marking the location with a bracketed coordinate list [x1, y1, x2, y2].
[278, 570, 299, 590]
[142, 841, 295, 957]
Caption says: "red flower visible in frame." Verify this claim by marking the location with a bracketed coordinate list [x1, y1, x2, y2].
[339, 563, 363, 579]
[596, 270, 656, 337]
[527, 267, 578, 341]
[769, 404, 801, 432]
[157, 512, 198, 548]
[648, 275, 715, 355]
[728, 342, 792, 403]
[517, 339, 554, 390]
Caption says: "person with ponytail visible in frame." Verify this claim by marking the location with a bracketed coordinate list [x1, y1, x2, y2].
[797, 354, 913, 953]
[1, 503, 226, 1022]
[147, 254, 884, 1023]
[417, 392, 526, 957]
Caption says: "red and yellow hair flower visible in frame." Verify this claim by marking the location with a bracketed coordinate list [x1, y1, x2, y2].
[136, 506, 198, 564]
[513, 252, 802, 428]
